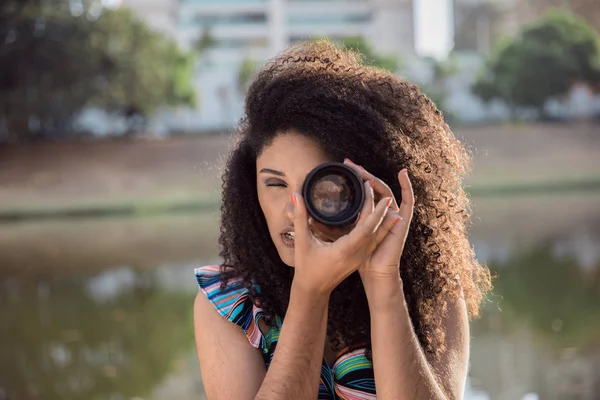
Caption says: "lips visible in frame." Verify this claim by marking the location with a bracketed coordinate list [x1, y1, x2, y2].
[280, 227, 295, 248]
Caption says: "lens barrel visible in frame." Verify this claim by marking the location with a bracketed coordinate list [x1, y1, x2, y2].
[302, 162, 365, 227]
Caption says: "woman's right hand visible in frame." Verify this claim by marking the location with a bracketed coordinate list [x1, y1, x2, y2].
[290, 180, 399, 296]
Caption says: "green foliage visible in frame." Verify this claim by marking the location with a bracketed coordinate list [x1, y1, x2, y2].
[88, 8, 196, 114]
[340, 36, 400, 73]
[472, 9, 600, 116]
[237, 57, 259, 94]
[419, 56, 461, 124]
[194, 28, 217, 55]
[0, 1, 196, 141]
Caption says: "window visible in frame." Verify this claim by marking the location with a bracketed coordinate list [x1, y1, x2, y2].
[179, 13, 267, 27]
[180, 0, 265, 4]
[288, 13, 371, 25]
[288, 0, 367, 2]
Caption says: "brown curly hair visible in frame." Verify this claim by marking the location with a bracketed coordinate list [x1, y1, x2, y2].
[217, 40, 492, 361]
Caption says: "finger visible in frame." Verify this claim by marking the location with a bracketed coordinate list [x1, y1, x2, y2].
[397, 169, 415, 226]
[344, 158, 400, 212]
[373, 209, 402, 246]
[377, 210, 409, 262]
[291, 192, 313, 248]
[348, 196, 393, 247]
[376, 214, 408, 261]
[355, 179, 375, 226]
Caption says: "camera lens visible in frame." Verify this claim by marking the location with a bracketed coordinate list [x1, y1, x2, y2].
[302, 162, 365, 227]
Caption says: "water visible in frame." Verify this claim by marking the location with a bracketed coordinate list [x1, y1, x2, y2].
[1, 194, 599, 400]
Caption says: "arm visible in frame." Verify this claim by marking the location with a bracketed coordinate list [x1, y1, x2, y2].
[194, 284, 329, 400]
[363, 276, 469, 400]
[255, 283, 329, 400]
[194, 291, 266, 399]
[195, 186, 395, 400]
[341, 162, 469, 399]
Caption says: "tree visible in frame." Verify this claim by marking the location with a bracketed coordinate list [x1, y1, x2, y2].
[472, 10, 600, 119]
[0, 1, 196, 141]
[237, 57, 259, 94]
[514, 0, 600, 34]
[419, 55, 460, 124]
[340, 36, 400, 73]
[87, 8, 197, 130]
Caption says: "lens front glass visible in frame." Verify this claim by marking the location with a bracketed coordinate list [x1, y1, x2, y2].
[310, 174, 354, 217]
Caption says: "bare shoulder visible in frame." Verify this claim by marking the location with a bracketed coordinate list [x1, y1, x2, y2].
[194, 291, 266, 400]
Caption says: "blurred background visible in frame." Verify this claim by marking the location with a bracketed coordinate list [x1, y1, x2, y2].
[0, 0, 599, 399]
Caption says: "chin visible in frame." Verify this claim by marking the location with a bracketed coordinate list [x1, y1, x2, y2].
[278, 249, 295, 268]
[282, 255, 295, 268]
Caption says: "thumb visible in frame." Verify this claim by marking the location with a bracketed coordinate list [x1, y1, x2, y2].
[291, 192, 311, 247]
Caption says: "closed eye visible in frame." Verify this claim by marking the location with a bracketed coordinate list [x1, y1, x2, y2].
[264, 178, 287, 187]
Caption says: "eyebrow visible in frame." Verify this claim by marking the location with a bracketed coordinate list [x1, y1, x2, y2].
[259, 168, 286, 177]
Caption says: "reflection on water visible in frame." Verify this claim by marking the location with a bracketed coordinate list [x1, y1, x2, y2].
[0, 195, 599, 399]
[0, 265, 202, 400]
[470, 240, 600, 400]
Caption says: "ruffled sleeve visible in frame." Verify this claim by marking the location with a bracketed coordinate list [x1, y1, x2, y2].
[195, 265, 269, 353]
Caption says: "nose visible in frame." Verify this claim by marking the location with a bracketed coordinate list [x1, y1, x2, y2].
[285, 194, 295, 222]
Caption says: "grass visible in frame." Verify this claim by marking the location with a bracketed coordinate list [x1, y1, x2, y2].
[0, 123, 598, 222]
[466, 175, 600, 197]
[0, 194, 220, 222]
[2, 191, 598, 275]
[1, 177, 599, 222]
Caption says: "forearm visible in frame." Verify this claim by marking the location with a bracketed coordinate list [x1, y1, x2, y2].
[364, 276, 447, 400]
[254, 283, 329, 400]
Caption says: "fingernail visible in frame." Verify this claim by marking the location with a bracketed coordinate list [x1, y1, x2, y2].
[291, 193, 297, 206]
[394, 216, 403, 224]
[368, 179, 374, 189]
[386, 197, 393, 207]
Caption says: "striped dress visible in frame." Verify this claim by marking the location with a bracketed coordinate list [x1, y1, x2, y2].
[195, 265, 377, 399]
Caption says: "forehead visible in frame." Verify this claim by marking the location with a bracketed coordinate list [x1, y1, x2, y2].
[257, 131, 330, 167]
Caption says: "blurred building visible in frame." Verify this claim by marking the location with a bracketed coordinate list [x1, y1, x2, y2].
[447, 0, 600, 124]
[121, 0, 179, 38]
[452, 0, 516, 54]
[122, 0, 415, 131]
[453, 0, 600, 55]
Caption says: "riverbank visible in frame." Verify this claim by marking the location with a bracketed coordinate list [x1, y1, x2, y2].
[1, 123, 598, 221]
[1, 177, 599, 222]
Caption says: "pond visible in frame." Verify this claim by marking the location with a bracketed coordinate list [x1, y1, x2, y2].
[1, 193, 599, 400]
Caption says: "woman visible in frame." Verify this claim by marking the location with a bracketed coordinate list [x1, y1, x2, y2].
[194, 40, 492, 400]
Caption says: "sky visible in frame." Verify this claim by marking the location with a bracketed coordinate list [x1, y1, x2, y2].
[414, 0, 454, 59]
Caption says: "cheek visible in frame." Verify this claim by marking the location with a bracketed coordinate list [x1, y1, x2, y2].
[258, 191, 277, 231]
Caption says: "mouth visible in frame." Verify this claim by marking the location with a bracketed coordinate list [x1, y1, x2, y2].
[280, 228, 295, 248]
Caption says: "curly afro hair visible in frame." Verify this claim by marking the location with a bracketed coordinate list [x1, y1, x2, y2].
[217, 39, 492, 361]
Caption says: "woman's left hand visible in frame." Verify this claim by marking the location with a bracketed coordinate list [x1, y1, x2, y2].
[343, 158, 415, 282]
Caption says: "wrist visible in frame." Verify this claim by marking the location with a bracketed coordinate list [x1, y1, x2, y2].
[360, 268, 401, 294]
[291, 279, 332, 304]
[362, 273, 407, 314]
